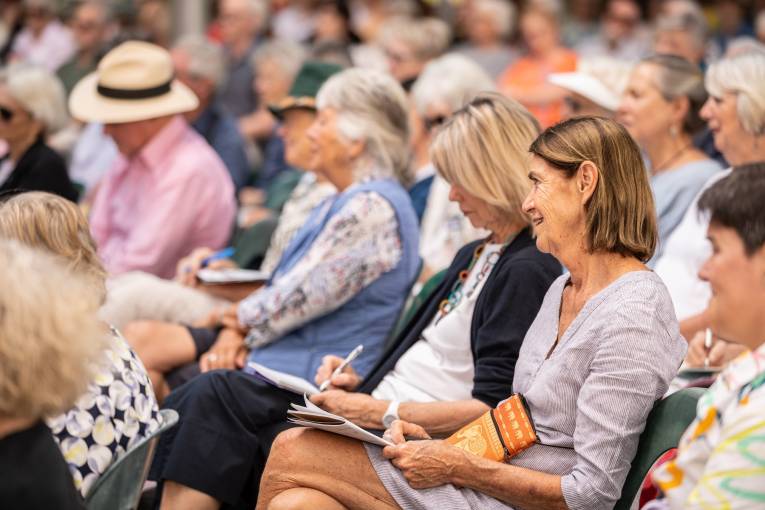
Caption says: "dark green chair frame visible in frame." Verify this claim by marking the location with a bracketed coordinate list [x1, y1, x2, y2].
[388, 269, 447, 342]
[84, 408, 179, 510]
[613, 387, 705, 510]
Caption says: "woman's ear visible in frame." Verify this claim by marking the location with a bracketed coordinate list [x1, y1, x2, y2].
[347, 138, 365, 161]
[577, 161, 599, 205]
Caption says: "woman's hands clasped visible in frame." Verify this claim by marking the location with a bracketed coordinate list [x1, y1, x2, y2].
[382, 419, 467, 489]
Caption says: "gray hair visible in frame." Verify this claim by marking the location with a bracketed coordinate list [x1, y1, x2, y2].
[173, 35, 226, 89]
[241, 0, 270, 25]
[705, 49, 765, 136]
[640, 54, 707, 134]
[23, 0, 57, 12]
[411, 53, 496, 116]
[317, 68, 412, 186]
[473, 0, 517, 40]
[378, 17, 452, 61]
[654, 12, 707, 52]
[74, 0, 114, 24]
[252, 39, 306, 84]
[0, 63, 68, 133]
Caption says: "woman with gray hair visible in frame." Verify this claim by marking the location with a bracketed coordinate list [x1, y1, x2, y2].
[239, 38, 306, 190]
[409, 53, 495, 280]
[618, 54, 723, 262]
[0, 63, 77, 200]
[128, 68, 419, 453]
[378, 17, 452, 90]
[655, 49, 765, 355]
[456, 0, 519, 79]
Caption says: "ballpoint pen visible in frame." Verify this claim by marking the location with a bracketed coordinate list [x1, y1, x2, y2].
[200, 247, 235, 269]
[319, 344, 364, 391]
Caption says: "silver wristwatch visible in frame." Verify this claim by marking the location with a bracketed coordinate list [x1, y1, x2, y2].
[382, 400, 400, 428]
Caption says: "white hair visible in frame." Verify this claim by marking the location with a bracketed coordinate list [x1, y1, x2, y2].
[252, 39, 306, 84]
[0, 63, 68, 133]
[378, 17, 452, 61]
[174, 35, 226, 89]
[474, 0, 517, 40]
[654, 12, 707, 51]
[411, 53, 496, 116]
[317, 68, 412, 186]
[706, 49, 765, 136]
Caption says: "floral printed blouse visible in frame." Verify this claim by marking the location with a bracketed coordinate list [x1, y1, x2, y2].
[652, 343, 765, 509]
[47, 327, 161, 497]
[238, 190, 402, 348]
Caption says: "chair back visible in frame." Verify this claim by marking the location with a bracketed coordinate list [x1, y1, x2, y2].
[387, 268, 446, 344]
[231, 216, 279, 269]
[613, 387, 705, 510]
[85, 408, 179, 510]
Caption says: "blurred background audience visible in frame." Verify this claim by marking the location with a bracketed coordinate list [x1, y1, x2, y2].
[2, 1, 765, 507]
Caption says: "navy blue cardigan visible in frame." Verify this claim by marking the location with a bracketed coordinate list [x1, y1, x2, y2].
[359, 228, 561, 407]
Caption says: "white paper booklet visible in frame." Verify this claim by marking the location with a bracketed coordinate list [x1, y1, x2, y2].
[287, 395, 393, 447]
[196, 268, 269, 285]
[245, 362, 320, 396]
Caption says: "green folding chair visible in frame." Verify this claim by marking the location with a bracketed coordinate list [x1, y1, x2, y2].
[230, 215, 279, 270]
[85, 408, 179, 510]
[387, 269, 447, 342]
[613, 387, 705, 510]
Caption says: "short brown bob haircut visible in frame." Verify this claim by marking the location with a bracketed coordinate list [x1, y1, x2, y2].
[529, 116, 658, 262]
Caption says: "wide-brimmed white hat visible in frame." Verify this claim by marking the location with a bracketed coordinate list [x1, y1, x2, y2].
[69, 41, 198, 124]
[548, 57, 633, 112]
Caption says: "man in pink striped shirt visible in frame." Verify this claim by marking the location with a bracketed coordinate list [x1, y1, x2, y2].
[70, 41, 236, 278]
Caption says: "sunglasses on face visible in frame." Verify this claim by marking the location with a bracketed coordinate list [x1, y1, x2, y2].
[0, 106, 14, 122]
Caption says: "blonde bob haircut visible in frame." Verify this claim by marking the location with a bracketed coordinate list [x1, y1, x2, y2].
[529, 116, 658, 261]
[430, 92, 540, 226]
[0, 192, 107, 302]
[0, 240, 105, 419]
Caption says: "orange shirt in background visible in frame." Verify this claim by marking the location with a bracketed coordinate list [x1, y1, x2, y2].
[498, 49, 577, 128]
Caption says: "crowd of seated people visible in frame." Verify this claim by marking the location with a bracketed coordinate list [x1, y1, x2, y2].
[1, 1, 765, 509]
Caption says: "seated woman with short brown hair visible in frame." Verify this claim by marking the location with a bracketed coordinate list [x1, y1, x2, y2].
[258, 117, 688, 510]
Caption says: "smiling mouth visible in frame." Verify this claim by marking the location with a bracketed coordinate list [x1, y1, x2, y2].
[532, 217, 544, 227]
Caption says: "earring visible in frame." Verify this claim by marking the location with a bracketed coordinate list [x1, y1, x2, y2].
[669, 125, 679, 137]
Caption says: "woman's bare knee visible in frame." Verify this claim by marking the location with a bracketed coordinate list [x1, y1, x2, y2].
[122, 320, 195, 370]
[268, 488, 346, 510]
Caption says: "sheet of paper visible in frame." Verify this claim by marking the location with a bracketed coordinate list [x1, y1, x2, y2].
[286, 410, 393, 447]
[197, 268, 269, 284]
[245, 362, 320, 395]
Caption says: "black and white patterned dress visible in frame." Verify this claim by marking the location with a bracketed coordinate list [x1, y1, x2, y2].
[47, 327, 161, 497]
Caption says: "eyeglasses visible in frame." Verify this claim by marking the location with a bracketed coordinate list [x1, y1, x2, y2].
[423, 115, 447, 132]
[0, 106, 14, 122]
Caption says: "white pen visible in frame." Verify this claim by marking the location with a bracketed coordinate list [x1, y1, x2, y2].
[319, 344, 364, 391]
[704, 328, 713, 368]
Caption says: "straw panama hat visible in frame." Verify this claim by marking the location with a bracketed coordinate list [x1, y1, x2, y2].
[69, 41, 199, 124]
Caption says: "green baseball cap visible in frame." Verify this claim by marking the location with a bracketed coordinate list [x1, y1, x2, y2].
[268, 61, 343, 119]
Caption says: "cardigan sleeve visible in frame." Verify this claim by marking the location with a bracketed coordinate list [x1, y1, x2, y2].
[470, 253, 559, 407]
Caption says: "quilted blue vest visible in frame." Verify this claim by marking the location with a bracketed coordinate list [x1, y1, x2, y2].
[246, 178, 420, 381]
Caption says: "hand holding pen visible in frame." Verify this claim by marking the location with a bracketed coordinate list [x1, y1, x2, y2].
[175, 246, 235, 286]
[318, 345, 364, 392]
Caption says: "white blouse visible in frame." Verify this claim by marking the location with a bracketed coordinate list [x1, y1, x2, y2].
[372, 243, 504, 403]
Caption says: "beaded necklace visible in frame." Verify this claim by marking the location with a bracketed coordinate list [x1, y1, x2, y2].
[435, 232, 516, 324]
